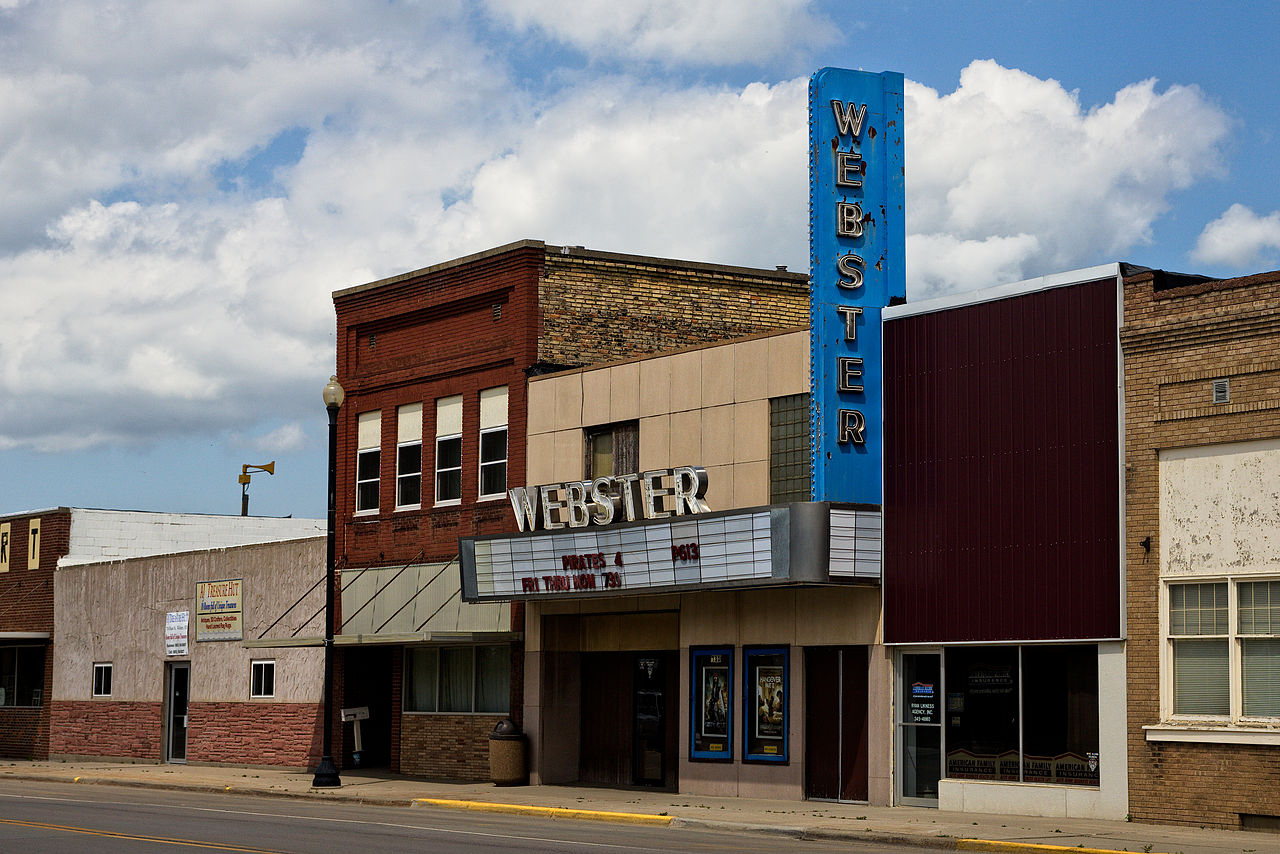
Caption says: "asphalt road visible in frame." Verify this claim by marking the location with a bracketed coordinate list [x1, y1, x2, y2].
[0, 780, 942, 853]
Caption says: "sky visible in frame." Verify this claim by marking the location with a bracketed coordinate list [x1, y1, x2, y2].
[3, 0, 1278, 520]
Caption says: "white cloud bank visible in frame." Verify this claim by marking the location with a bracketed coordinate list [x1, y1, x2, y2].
[0, 2, 1236, 454]
[905, 60, 1229, 296]
[1193, 204, 1280, 267]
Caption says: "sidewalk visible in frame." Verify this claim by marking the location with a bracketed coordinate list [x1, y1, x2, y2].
[2, 760, 1277, 854]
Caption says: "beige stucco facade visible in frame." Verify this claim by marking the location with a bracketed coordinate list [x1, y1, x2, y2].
[519, 328, 892, 804]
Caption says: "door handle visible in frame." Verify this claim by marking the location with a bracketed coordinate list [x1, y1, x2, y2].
[182, 715, 188, 728]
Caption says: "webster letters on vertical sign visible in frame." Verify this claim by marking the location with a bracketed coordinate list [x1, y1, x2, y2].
[808, 68, 905, 505]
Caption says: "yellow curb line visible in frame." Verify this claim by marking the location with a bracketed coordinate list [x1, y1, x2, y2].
[958, 840, 1172, 854]
[413, 798, 672, 826]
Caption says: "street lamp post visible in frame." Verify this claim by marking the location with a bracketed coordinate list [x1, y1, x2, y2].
[313, 375, 344, 788]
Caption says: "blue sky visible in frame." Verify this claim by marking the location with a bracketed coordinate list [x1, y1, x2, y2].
[2, 0, 1277, 520]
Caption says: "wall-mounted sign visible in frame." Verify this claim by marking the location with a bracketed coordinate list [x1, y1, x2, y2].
[508, 466, 710, 532]
[691, 647, 733, 761]
[461, 504, 882, 603]
[809, 67, 905, 504]
[0, 522, 9, 573]
[744, 646, 789, 763]
[165, 610, 189, 656]
[195, 578, 243, 641]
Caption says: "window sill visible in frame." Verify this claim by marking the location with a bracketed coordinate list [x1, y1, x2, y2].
[353, 510, 380, 518]
[1144, 723, 1280, 745]
[395, 505, 421, 512]
[402, 709, 510, 717]
[476, 494, 506, 503]
[434, 500, 462, 508]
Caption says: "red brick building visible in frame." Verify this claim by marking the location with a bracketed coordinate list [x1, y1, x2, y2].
[0, 509, 68, 759]
[329, 240, 809, 778]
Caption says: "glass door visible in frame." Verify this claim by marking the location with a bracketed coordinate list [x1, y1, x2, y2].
[166, 662, 190, 763]
[897, 651, 941, 805]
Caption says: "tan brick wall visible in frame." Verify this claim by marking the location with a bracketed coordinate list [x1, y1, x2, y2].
[538, 250, 809, 369]
[399, 713, 506, 780]
[1121, 269, 1280, 828]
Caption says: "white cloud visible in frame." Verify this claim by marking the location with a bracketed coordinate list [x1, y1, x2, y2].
[0, 5, 1237, 457]
[1193, 204, 1280, 267]
[481, 0, 833, 65]
[249, 423, 308, 454]
[905, 60, 1230, 297]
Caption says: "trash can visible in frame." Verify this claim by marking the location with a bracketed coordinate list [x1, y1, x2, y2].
[488, 719, 527, 786]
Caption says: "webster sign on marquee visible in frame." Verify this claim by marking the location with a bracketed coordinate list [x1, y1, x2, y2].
[809, 68, 905, 505]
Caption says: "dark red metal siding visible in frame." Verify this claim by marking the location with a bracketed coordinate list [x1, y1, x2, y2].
[883, 279, 1121, 643]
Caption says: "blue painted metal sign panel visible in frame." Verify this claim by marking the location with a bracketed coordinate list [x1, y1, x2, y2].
[809, 68, 905, 504]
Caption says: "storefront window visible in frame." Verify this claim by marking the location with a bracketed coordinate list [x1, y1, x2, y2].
[945, 647, 1019, 782]
[0, 646, 45, 707]
[1021, 646, 1099, 785]
[942, 645, 1099, 787]
[404, 644, 510, 714]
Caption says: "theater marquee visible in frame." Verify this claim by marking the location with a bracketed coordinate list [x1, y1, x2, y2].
[459, 502, 882, 603]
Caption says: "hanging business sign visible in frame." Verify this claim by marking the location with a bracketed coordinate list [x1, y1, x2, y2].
[809, 68, 905, 504]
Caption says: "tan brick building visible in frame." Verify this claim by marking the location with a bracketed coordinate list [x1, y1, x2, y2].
[1121, 268, 1280, 829]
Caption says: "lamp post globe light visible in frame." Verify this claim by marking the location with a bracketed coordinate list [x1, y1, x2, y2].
[313, 375, 344, 788]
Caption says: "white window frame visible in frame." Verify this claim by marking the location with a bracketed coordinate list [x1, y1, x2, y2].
[478, 386, 508, 501]
[355, 410, 381, 514]
[92, 662, 112, 698]
[251, 660, 276, 699]
[434, 395, 463, 506]
[1161, 575, 1280, 726]
[396, 403, 423, 511]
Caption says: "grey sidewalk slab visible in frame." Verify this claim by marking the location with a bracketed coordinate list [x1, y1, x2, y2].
[2, 760, 1277, 854]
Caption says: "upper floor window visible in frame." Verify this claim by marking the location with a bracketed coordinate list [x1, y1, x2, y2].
[356, 410, 381, 513]
[479, 387, 508, 500]
[585, 421, 638, 479]
[1168, 579, 1280, 719]
[435, 395, 463, 505]
[396, 403, 423, 510]
[769, 393, 812, 503]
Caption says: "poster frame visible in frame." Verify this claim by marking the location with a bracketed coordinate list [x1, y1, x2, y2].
[742, 645, 789, 764]
[689, 646, 733, 761]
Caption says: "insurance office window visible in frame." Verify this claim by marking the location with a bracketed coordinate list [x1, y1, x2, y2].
[251, 660, 276, 698]
[93, 662, 112, 697]
[769, 393, 811, 503]
[478, 386, 508, 499]
[1170, 580, 1280, 718]
[355, 410, 381, 513]
[403, 645, 510, 713]
[396, 403, 422, 509]
[0, 645, 45, 707]
[435, 395, 463, 504]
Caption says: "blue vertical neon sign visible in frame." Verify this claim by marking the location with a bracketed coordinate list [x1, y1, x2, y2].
[809, 68, 905, 504]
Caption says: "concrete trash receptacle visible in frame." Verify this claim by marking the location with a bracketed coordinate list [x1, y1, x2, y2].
[488, 719, 527, 786]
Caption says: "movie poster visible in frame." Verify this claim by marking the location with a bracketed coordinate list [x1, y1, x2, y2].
[690, 648, 732, 760]
[744, 647, 788, 763]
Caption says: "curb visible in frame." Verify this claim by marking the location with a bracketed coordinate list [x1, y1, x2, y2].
[412, 798, 673, 826]
[957, 841, 1174, 854]
[0, 772, 414, 808]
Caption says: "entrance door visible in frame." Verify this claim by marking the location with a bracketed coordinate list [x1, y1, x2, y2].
[579, 651, 677, 789]
[166, 662, 190, 763]
[897, 651, 941, 805]
[804, 646, 868, 801]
